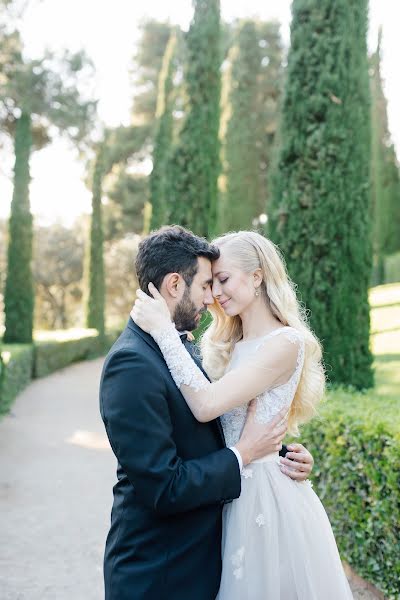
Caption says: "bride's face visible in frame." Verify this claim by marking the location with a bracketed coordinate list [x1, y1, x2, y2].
[212, 249, 260, 316]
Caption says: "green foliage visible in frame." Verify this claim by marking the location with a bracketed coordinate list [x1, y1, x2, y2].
[150, 32, 177, 229]
[220, 22, 260, 231]
[104, 171, 149, 238]
[4, 113, 34, 343]
[131, 20, 176, 125]
[33, 330, 98, 378]
[2, 35, 96, 343]
[168, 0, 221, 237]
[269, 0, 373, 389]
[301, 381, 400, 599]
[86, 141, 106, 336]
[33, 329, 120, 379]
[0, 344, 33, 415]
[0, 330, 122, 414]
[370, 31, 400, 283]
[220, 20, 283, 232]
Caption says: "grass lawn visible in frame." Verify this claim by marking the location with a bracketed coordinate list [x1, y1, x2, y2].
[324, 282, 400, 433]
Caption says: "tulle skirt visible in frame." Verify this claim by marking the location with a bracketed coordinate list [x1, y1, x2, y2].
[217, 453, 353, 600]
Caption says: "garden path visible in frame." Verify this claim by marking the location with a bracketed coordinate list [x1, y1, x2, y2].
[0, 357, 381, 599]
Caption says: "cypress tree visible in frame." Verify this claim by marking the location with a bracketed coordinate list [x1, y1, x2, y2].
[150, 32, 177, 230]
[2, 47, 95, 342]
[256, 22, 284, 215]
[221, 22, 260, 231]
[269, 0, 373, 388]
[4, 113, 34, 343]
[219, 20, 283, 233]
[86, 141, 106, 336]
[168, 0, 221, 238]
[370, 31, 400, 281]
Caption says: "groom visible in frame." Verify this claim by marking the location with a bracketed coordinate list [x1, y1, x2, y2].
[100, 225, 314, 600]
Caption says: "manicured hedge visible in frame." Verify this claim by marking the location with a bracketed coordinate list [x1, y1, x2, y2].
[0, 328, 122, 413]
[33, 329, 99, 378]
[33, 328, 121, 378]
[301, 389, 400, 599]
[0, 344, 33, 415]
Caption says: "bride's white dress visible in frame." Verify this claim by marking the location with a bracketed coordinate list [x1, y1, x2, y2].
[151, 324, 353, 599]
[217, 328, 353, 599]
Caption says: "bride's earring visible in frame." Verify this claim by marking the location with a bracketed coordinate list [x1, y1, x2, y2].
[255, 289, 260, 297]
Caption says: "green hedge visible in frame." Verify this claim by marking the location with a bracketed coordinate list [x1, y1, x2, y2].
[33, 328, 121, 378]
[0, 328, 122, 413]
[301, 384, 400, 599]
[0, 344, 33, 415]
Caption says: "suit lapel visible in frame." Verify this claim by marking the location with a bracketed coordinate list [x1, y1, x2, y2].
[128, 318, 227, 448]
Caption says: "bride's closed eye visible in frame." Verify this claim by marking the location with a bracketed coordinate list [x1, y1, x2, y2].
[219, 278, 228, 284]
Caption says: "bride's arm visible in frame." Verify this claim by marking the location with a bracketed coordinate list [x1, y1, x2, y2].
[131, 286, 300, 423]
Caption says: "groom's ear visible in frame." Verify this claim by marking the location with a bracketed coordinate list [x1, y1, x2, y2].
[161, 273, 184, 300]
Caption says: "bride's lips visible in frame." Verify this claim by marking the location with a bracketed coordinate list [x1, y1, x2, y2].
[219, 298, 231, 308]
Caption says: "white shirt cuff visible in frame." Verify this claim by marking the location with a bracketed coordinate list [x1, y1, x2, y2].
[229, 446, 243, 473]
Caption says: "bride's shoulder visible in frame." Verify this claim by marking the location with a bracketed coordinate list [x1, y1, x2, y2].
[257, 326, 303, 347]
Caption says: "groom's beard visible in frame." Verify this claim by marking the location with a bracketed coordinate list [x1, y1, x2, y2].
[173, 288, 204, 332]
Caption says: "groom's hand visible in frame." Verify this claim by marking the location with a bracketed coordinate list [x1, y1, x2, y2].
[235, 403, 288, 466]
[279, 443, 314, 481]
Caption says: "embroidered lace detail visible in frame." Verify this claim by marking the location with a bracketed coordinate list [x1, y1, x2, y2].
[151, 324, 209, 392]
[231, 546, 245, 579]
[255, 514, 266, 527]
[242, 467, 253, 479]
[221, 327, 304, 447]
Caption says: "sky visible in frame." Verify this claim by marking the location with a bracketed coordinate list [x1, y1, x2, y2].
[1, 0, 399, 225]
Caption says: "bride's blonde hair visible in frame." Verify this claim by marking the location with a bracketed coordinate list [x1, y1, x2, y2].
[201, 231, 325, 435]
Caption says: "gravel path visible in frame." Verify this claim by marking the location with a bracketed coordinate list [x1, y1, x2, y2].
[0, 358, 383, 599]
[0, 358, 115, 600]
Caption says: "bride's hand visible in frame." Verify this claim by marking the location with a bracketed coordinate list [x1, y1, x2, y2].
[130, 283, 172, 334]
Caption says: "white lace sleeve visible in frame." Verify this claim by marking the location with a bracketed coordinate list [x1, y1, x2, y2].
[150, 325, 303, 424]
[151, 324, 210, 392]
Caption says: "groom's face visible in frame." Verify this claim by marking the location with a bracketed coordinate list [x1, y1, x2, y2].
[173, 257, 214, 332]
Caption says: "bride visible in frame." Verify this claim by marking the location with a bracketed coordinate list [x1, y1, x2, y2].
[131, 231, 353, 599]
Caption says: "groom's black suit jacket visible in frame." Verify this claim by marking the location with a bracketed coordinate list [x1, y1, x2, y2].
[100, 318, 241, 600]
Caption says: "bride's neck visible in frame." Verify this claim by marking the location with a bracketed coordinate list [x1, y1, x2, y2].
[239, 298, 281, 341]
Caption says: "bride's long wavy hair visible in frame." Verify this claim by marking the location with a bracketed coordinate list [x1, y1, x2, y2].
[200, 231, 325, 435]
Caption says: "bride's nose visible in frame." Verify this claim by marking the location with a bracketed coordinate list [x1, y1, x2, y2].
[212, 282, 221, 298]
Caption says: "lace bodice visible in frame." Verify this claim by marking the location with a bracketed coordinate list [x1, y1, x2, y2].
[151, 322, 304, 426]
[220, 327, 304, 447]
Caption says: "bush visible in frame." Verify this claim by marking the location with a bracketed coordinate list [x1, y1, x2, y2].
[33, 328, 122, 378]
[0, 344, 33, 414]
[301, 379, 400, 599]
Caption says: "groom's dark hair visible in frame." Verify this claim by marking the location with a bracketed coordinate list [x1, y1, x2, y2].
[135, 225, 220, 294]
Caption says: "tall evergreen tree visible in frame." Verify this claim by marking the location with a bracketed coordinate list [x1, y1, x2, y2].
[150, 32, 177, 229]
[131, 20, 176, 125]
[256, 22, 284, 215]
[86, 140, 106, 336]
[220, 21, 260, 231]
[1, 46, 95, 342]
[168, 0, 221, 237]
[4, 112, 33, 342]
[219, 20, 283, 232]
[269, 0, 373, 388]
[370, 30, 400, 282]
